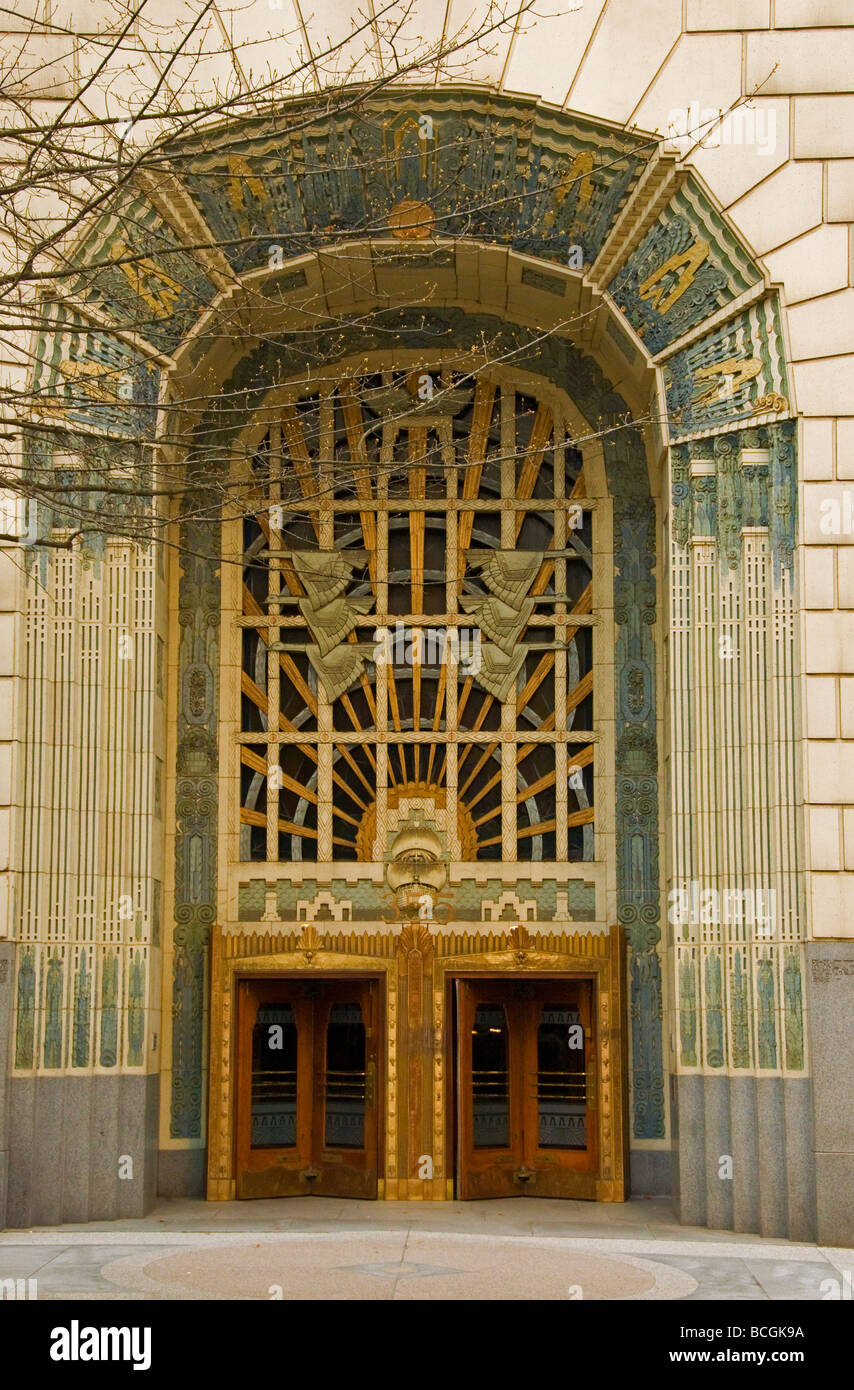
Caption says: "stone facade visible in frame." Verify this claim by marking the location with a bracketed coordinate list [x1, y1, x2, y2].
[0, 1, 852, 1242]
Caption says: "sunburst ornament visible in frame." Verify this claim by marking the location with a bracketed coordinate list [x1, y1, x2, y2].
[356, 782, 478, 863]
[387, 199, 435, 239]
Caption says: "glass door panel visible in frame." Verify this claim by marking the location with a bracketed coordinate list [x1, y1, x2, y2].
[535, 1004, 586, 1150]
[457, 978, 597, 1200]
[324, 1002, 367, 1150]
[311, 983, 378, 1197]
[251, 1003, 298, 1149]
[237, 978, 379, 1200]
[471, 1005, 510, 1148]
[456, 982, 522, 1198]
[236, 982, 313, 1198]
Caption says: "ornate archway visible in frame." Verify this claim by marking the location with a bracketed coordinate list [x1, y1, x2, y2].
[16, 87, 805, 1228]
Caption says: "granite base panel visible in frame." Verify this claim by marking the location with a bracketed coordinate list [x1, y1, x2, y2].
[157, 1148, 207, 1199]
[814, 1152, 854, 1248]
[628, 1148, 671, 1196]
[2, 1072, 159, 1229]
[671, 1072, 816, 1242]
[806, 943, 854, 1248]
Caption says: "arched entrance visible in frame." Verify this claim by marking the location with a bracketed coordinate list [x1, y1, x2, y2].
[13, 86, 807, 1235]
[202, 342, 639, 1200]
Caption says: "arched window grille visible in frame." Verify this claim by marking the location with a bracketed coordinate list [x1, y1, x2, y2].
[237, 370, 595, 864]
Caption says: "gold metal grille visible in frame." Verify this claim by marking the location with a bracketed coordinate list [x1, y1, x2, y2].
[236, 369, 596, 863]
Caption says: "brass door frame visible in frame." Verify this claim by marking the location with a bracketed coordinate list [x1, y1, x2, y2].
[207, 921, 629, 1202]
[437, 930, 628, 1202]
[235, 976, 381, 1199]
[206, 940, 391, 1201]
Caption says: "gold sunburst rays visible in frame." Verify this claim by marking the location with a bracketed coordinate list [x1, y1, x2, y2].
[237, 372, 594, 864]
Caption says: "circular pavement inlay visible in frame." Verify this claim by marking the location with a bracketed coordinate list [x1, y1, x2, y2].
[100, 1232, 698, 1301]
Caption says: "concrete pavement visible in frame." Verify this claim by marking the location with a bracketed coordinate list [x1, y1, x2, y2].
[1, 1196, 850, 1300]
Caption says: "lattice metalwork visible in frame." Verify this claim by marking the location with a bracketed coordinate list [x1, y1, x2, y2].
[236, 371, 596, 863]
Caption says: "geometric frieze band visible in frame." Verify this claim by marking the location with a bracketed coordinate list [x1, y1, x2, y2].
[236, 875, 597, 923]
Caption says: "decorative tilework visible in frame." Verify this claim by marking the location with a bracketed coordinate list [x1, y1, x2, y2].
[168, 92, 645, 275]
[30, 301, 159, 439]
[664, 298, 791, 441]
[237, 875, 597, 922]
[609, 183, 760, 354]
[671, 421, 798, 583]
[171, 511, 221, 1137]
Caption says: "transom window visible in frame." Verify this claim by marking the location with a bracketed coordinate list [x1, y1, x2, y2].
[237, 369, 595, 863]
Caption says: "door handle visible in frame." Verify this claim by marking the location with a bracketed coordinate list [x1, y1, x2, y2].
[365, 1059, 376, 1108]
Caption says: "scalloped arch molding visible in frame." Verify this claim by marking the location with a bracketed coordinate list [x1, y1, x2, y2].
[39, 88, 794, 444]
